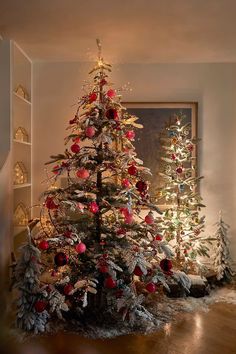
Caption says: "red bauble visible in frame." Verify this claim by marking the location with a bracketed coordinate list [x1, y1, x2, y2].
[104, 277, 116, 289]
[64, 283, 74, 296]
[176, 166, 183, 174]
[38, 240, 49, 251]
[54, 252, 68, 267]
[145, 213, 154, 225]
[107, 89, 116, 98]
[145, 282, 156, 293]
[171, 154, 177, 160]
[125, 214, 133, 224]
[187, 144, 194, 151]
[117, 228, 126, 236]
[45, 197, 58, 210]
[136, 180, 148, 192]
[122, 178, 130, 188]
[99, 265, 109, 273]
[100, 79, 107, 86]
[70, 143, 80, 154]
[160, 259, 173, 272]
[88, 201, 99, 214]
[76, 168, 90, 179]
[133, 266, 143, 276]
[106, 108, 118, 120]
[75, 242, 86, 254]
[52, 165, 60, 175]
[128, 165, 137, 176]
[125, 130, 135, 140]
[64, 230, 72, 238]
[88, 92, 97, 103]
[155, 234, 162, 241]
[85, 126, 96, 138]
[34, 300, 47, 313]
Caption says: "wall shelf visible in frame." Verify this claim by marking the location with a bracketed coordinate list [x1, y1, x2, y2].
[13, 91, 31, 105]
[13, 183, 32, 189]
[13, 139, 31, 146]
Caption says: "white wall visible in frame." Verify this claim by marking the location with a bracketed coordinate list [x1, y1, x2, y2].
[33, 61, 236, 260]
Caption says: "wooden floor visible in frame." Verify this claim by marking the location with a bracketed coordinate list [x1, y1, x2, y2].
[1, 302, 236, 354]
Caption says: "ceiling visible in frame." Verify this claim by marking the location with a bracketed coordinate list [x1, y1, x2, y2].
[0, 0, 236, 63]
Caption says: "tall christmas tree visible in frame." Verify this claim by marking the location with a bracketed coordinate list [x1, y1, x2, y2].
[213, 212, 234, 281]
[157, 113, 209, 272]
[13, 41, 180, 333]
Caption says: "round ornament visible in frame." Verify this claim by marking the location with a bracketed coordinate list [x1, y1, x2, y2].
[75, 242, 86, 254]
[76, 168, 90, 179]
[99, 265, 109, 273]
[88, 92, 97, 103]
[160, 259, 173, 272]
[133, 266, 143, 276]
[125, 130, 135, 140]
[38, 240, 49, 251]
[145, 282, 156, 293]
[107, 89, 116, 98]
[85, 126, 96, 138]
[106, 108, 118, 120]
[176, 166, 183, 174]
[136, 180, 148, 192]
[45, 197, 58, 210]
[54, 252, 68, 267]
[70, 143, 80, 154]
[104, 277, 116, 289]
[128, 165, 137, 176]
[64, 284, 74, 296]
[145, 212, 154, 225]
[88, 201, 99, 214]
[34, 300, 47, 313]
[154, 234, 162, 241]
[122, 178, 130, 188]
[171, 154, 177, 160]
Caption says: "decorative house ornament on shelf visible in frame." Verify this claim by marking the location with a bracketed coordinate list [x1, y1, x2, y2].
[14, 84, 30, 101]
[14, 202, 29, 226]
[14, 161, 28, 185]
[14, 127, 29, 143]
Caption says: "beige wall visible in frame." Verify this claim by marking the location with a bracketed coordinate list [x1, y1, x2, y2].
[33, 62, 236, 260]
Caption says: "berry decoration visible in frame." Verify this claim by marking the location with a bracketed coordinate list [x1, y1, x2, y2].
[85, 126, 96, 138]
[88, 201, 99, 214]
[104, 277, 116, 289]
[160, 259, 173, 272]
[64, 284, 74, 296]
[128, 165, 137, 176]
[38, 240, 49, 251]
[133, 266, 143, 276]
[54, 252, 68, 267]
[75, 242, 87, 254]
[70, 143, 80, 154]
[76, 168, 90, 179]
[34, 300, 47, 313]
[145, 282, 156, 293]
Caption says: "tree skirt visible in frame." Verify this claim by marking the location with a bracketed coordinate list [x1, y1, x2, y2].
[10, 286, 236, 340]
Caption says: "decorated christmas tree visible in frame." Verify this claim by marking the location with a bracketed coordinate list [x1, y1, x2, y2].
[213, 212, 234, 281]
[157, 113, 209, 272]
[12, 41, 188, 334]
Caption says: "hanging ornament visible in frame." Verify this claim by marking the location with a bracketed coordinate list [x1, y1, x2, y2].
[125, 130, 135, 140]
[187, 144, 194, 152]
[154, 234, 162, 241]
[88, 201, 99, 213]
[136, 180, 148, 192]
[34, 300, 47, 313]
[52, 165, 61, 175]
[88, 92, 97, 103]
[106, 108, 118, 120]
[122, 178, 130, 188]
[54, 252, 68, 267]
[85, 126, 96, 138]
[128, 165, 137, 176]
[171, 154, 177, 160]
[176, 166, 183, 174]
[99, 265, 109, 273]
[76, 168, 90, 179]
[70, 143, 80, 154]
[75, 242, 86, 254]
[45, 196, 58, 210]
[145, 282, 156, 293]
[160, 259, 173, 272]
[38, 240, 49, 251]
[63, 284, 74, 296]
[145, 212, 154, 225]
[133, 266, 143, 276]
[104, 277, 116, 289]
[107, 89, 116, 98]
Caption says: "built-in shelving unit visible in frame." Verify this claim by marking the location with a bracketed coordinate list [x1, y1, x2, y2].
[11, 42, 32, 236]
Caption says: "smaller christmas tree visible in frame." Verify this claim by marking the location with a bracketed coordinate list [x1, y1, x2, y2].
[214, 211, 234, 281]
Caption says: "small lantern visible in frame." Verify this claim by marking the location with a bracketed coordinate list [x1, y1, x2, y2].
[14, 162, 28, 185]
[14, 127, 29, 143]
[14, 203, 29, 226]
[14, 85, 30, 101]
